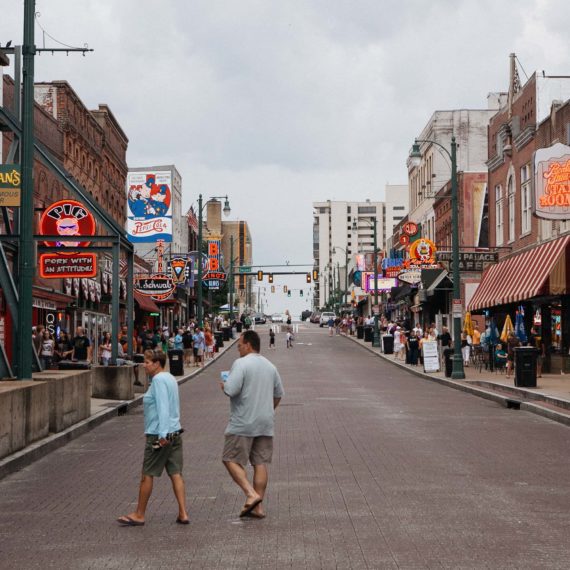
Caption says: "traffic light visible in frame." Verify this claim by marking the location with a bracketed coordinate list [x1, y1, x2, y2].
[287, 290, 291, 297]
[300, 289, 303, 297]
[271, 285, 275, 293]
[283, 285, 288, 293]
[268, 273, 273, 283]
[312, 269, 319, 281]
[306, 272, 311, 283]
[257, 270, 263, 281]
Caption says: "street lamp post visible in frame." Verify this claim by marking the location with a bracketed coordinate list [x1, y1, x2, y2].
[409, 136, 464, 379]
[353, 218, 380, 347]
[332, 246, 349, 312]
[196, 194, 231, 328]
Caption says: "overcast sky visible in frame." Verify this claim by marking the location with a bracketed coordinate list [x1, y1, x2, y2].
[2, 1, 570, 315]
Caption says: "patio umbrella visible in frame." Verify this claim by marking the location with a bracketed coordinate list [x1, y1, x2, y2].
[463, 311, 475, 336]
[515, 307, 528, 344]
[500, 314, 514, 343]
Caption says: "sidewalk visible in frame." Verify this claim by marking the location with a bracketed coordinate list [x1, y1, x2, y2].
[345, 332, 570, 427]
[0, 336, 238, 480]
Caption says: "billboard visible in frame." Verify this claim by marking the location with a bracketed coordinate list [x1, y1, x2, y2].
[126, 171, 173, 242]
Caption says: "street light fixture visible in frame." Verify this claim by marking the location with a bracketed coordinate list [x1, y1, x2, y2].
[352, 218, 380, 348]
[409, 136, 464, 380]
[197, 193, 231, 328]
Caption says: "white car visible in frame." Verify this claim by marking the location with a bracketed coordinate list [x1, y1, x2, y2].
[271, 313, 284, 323]
[320, 312, 336, 327]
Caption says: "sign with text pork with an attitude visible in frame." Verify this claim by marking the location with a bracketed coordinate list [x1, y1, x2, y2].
[126, 171, 173, 242]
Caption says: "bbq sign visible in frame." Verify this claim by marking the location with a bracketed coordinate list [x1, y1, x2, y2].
[38, 200, 98, 279]
[39, 199, 96, 248]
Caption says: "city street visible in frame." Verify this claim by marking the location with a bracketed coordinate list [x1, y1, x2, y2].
[1, 325, 570, 569]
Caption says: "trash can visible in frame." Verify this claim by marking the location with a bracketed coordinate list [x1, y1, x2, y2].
[356, 325, 364, 340]
[222, 326, 231, 341]
[214, 331, 224, 350]
[383, 334, 394, 355]
[443, 348, 454, 378]
[167, 349, 184, 376]
[514, 347, 538, 388]
[236, 322, 243, 333]
[364, 326, 373, 342]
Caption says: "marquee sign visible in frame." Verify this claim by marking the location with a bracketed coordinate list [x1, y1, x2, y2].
[534, 143, 570, 219]
[363, 274, 396, 292]
[134, 273, 176, 301]
[204, 239, 227, 290]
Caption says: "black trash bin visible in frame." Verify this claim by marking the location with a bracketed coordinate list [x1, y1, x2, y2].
[168, 349, 184, 376]
[214, 331, 224, 350]
[364, 326, 373, 342]
[236, 322, 243, 333]
[514, 347, 538, 388]
[383, 334, 394, 354]
[356, 325, 364, 340]
[222, 326, 231, 341]
[443, 348, 454, 378]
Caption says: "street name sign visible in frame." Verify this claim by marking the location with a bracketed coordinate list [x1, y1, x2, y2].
[238, 266, 252, 273]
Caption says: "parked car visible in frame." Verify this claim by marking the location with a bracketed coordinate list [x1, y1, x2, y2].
[309, 312, 321, 323]
[319, 312, 336, 327]
[253, 313, 266, 324]
[271, 313, 284, 323]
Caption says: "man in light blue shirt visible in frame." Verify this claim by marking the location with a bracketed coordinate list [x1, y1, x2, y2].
[173, 328, 184, 351]
[221, 330, 284, 519]
[117, 349, 189, 526]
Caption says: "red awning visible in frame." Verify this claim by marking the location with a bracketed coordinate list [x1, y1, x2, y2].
[468, 235, 570, 311]
[134, 292, 160, 313]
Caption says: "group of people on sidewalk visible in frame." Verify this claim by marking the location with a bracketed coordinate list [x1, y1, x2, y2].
[117, 330, 284, 527]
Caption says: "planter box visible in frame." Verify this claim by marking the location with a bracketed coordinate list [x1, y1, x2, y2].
[0, 381, 49, 460]
[91, 365, 135, 400]
[33, 370, 91, 433]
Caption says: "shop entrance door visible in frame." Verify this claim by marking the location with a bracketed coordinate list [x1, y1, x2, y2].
[82, 311, 111, 363]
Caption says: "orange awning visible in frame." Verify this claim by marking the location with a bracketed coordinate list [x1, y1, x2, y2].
[468, 235, 570, 311]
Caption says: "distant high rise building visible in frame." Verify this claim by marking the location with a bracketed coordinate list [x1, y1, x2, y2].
[384, 184, 409, 247]
[313, 200, 385, 310]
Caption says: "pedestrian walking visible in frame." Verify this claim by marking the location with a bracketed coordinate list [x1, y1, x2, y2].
[117, 349, 188, 527]
[40, 330, 55, 370]
[269, 328, 276, 349]
[327, 316, 335, 336]
[193, 327, 205, 367]
[220, 331, 284, 519]
[286, 329, 294, 349]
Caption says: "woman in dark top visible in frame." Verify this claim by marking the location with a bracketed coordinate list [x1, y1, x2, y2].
[55, 332, 73, 362]
[407, 331, 420, 366]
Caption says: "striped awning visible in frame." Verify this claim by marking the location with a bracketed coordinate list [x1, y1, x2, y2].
[134, 291, 160, 313]
[468, 235, 570, 311]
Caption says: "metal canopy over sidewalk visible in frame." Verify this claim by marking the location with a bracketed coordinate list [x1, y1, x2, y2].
[468, 235, 570, 311]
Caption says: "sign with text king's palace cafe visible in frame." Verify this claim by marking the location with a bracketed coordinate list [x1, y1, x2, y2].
[39, 253, 97, 279]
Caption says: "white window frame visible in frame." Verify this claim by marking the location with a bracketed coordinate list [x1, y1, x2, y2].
[521, 164, 532, 235]
[495, 184, 504, 246]
[507, 175, 515, 242]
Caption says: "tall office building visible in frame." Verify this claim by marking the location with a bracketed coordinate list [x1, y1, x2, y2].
[313, 200, 385, 310]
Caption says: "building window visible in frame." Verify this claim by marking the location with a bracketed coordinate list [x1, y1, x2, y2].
[507, 176, 515, 242]
[521, 164, 531, 234]
[358, 206, 376, 214]
[393, 206, 405, 211]
[495, 185, 504, 246]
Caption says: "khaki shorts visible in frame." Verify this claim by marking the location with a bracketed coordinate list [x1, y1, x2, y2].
[142, 434, 183, 477]
[222, 434, 273, 466]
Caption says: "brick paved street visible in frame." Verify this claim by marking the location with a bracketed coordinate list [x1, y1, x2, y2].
[1, 325, 570, 569]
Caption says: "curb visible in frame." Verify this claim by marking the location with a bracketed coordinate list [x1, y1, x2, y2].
[345, 334, 570, 428]
[0, 336, 238, 480]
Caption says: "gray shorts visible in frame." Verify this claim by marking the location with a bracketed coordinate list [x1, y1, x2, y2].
[142, 434, 183, 477]
[222, 434, 273, 466]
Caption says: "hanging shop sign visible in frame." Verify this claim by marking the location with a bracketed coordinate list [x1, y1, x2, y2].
[203, 239, 227, 290]
[436, 251, 498, 272]
[363, 274, 396, 292]
[0, 165, 21, 206]
[126, 171, 173, 242]
[38, 199, 97, 278]
[168, 257, 191, 284]
[39, 253, 97, 279]
[402, 221, 418, 236]
[533, 143, 570, 220]
[397, 269, 422, 285]
[134, 273, 176, 301]
[408, 238, 437, 265]
[382, 257, 405, 278]
[399, 234, 410, 246]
